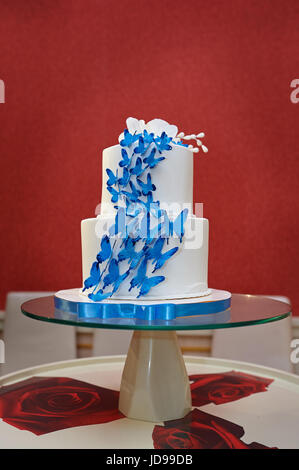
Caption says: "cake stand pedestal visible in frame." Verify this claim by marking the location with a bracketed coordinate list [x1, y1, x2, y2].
[21, 292, 291, 423]
[119, 330, 191, 421]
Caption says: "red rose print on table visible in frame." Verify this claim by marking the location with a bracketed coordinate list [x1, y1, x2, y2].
[152, 409, 276, 449]
[189, 370, 273, 407]
[0, 376, 124, 435]
[0, 370, 277, 448]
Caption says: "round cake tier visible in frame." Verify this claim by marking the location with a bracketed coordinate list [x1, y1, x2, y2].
[81, 216, 209, 300]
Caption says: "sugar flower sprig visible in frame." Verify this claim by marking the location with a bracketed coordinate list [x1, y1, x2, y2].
[175, 132, 208, 154]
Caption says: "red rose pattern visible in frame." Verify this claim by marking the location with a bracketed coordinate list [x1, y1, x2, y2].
[189, 370, 273, 407]
[152, 409, 276, 449]
[0, 376, 123, 435]
[0, 371, 276, 448]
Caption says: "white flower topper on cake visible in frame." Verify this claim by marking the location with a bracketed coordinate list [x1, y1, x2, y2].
[119, 117, 208, 153]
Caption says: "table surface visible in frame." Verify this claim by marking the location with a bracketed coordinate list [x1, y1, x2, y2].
[21, 294, 291, 331]
[0, 355, 298, 449]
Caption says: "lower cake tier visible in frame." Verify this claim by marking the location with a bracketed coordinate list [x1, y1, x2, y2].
[81, 216, 209, 300]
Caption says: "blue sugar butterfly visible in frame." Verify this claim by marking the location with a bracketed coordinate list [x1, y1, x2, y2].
[143, 130, 155, 144]
[118, 167, 130, 186]
[155, 132, 172, 153]
[143, 147, 165, 169]
[138, 275, 165, 297]
[129, 259, 165, 297]
[103, 259, 130, 293]
[145, 237, 178, 272]
[83, 261, 101, 291]
[130, 157, 144, 176]
[107, 186, 121, 203]
[88, 289, 112, 301]
[137, 173, 156, 196]
[162, 209, 189, 241]
[119, 148, 131, 167]
[120, 129, 139, 148]
[122, 181, 141, 202]
[106, 168, 118, 186]
[96, 235, 112, 263]
[152, 247, 178, 272]
[118, 237, 145, 269]
[134, 136, 147, 155]
[144, 237, 164, 261]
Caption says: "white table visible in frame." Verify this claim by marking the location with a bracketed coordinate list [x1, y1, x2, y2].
[0, 355, 298, 449]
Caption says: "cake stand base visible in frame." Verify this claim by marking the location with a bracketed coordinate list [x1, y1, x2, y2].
[119, 330, 191, 422]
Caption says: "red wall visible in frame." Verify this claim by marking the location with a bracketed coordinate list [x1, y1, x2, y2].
[0, 0, 299, 313]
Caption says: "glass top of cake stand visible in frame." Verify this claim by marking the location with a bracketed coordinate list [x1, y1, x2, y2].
[21, 294, 291, 331]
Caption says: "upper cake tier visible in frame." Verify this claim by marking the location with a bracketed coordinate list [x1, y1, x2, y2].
[101, 143, 194, 215]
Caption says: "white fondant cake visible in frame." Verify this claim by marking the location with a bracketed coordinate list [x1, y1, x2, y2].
[81, 117, 210, 301]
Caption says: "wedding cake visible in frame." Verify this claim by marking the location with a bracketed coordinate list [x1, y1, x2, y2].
[81, 117, 210, 301]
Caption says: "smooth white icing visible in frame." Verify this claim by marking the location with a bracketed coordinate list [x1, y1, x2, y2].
[81, 216, 209, 300]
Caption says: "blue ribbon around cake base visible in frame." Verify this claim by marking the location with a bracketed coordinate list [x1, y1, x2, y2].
[54, 295, 231, 321]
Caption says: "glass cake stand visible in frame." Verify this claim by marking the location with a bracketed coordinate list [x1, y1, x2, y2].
[21, 294, 291, 423]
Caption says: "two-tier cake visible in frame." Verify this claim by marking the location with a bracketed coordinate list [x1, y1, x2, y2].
[80, 117, 210, 302]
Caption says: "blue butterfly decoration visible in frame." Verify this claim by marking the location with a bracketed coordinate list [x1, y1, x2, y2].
[130, 157, 144, 176]
[134, 136, 148, 155]
[88, 289, 112, 301]
[143, 147, 165, 169]
[106, 168, 118, 186]
[107, 186, 121, 203]
[145, 237, 179, 272]
[118, 167, 130, 186]
[162, 209, 189, 241]
[96, 235, 112, 263]
[122, 181, 141, 202]
[119, 148, 131, 167]
[129, 259, 165, 297]
[118, 237, 145, 269]
[120, 129, 140, 148]
[103, 259, 130, 293]
[155, 132, 172, 153]
[137, 173, 156, 196]
[143, 130, 155, 144]
[140, 192, 163, 218]
[83, 261, 101, 291]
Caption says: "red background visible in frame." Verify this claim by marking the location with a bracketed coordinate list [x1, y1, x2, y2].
[0, 0, 298, 313]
